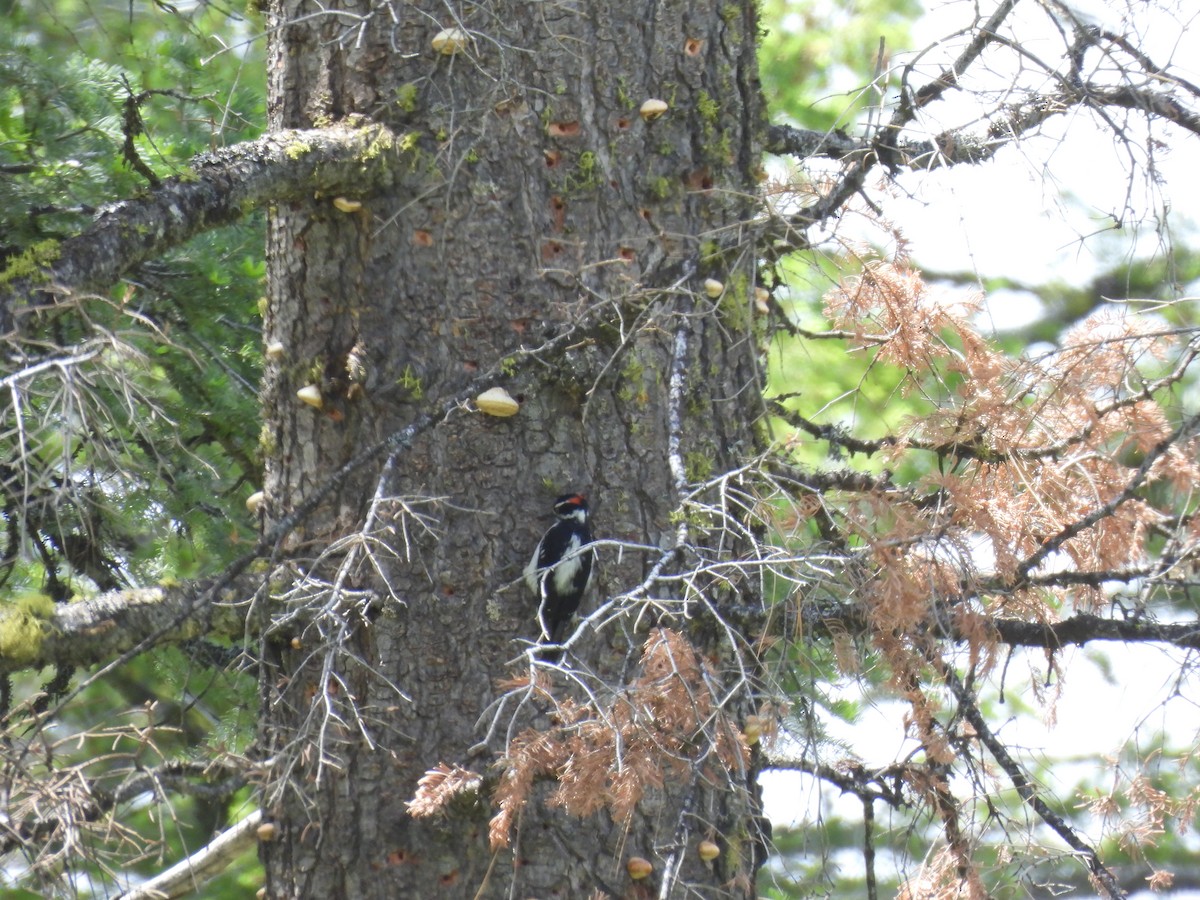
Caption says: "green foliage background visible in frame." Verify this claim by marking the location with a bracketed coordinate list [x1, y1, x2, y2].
[1, 2, 265, 893]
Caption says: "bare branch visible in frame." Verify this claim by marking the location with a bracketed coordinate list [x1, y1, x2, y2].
[785, 593, 1200, 654]
[901, 0, 1022, 117]
[767, 81, 1200, 176]
[765, 122, 998, 169]
[765, 124, 860, 162]
[116, 810, 262, 900]
[940, 662, 1127, 898]
[761, 754, 906, 809]
[0, 757, 247, 862]
[987, 612, 1200, 653]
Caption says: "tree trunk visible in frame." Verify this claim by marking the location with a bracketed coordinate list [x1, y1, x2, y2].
[258, 0, 766, 896]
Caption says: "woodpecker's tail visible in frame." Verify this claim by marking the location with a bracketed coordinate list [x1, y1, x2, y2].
[536, 618, 569, 663]
[535, 644, 565, 664]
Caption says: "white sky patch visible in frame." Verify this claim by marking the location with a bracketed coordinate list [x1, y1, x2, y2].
[978, 288, 1046, 332]
[885, 0, 1200, 296]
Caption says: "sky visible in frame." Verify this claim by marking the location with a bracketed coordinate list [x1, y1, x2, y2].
[890, 0, 1200, 319]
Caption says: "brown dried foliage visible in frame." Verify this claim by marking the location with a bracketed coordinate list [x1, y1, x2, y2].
[488, 628, 748, 850]
[405, 763, 484, 818]
[1082, 758, 1200, 880]
[824, 262, 1200, 626]
[896, 846, 990, 900]
[814, 259, 1200, 889]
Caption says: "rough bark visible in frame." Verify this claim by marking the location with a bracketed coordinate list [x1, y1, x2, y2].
[257, 0, 766, 897]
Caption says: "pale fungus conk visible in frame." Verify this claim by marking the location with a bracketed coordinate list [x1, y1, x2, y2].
[626, 856, 653, 880]
[476, 386, 520, 417]
[296, 385, 324, 409]
[431, 26, 470, 55]
[754, 287, 771, 314]
[639, 98, 669, 121]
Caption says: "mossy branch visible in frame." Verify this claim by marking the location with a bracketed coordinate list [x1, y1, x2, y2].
[0, 579, 254, 676]
[0, 120, 409, 333]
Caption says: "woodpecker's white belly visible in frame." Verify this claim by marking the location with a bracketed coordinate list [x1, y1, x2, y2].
[551, 534, 585, 594]
[525, 534, 587, 596]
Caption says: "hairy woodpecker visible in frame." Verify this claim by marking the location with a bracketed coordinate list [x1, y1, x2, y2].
[524, 493, 594, 659]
